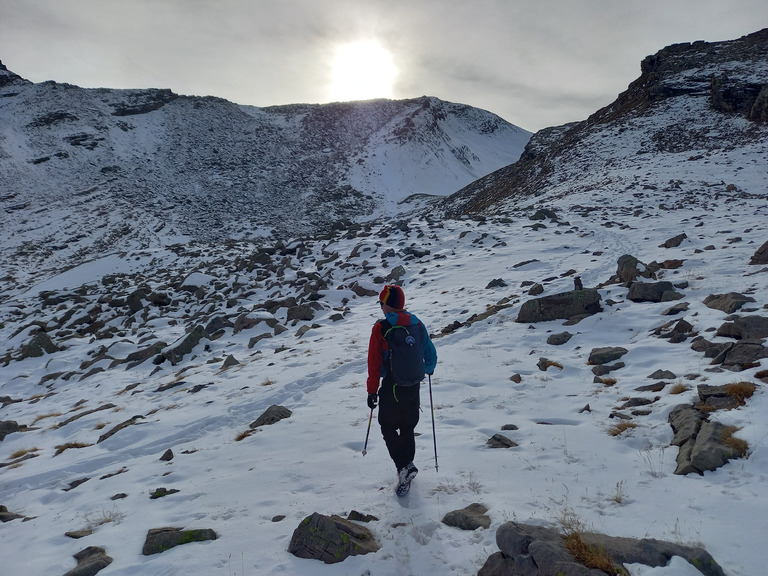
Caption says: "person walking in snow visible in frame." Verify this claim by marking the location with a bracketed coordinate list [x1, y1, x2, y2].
[367, 284, 437, 496]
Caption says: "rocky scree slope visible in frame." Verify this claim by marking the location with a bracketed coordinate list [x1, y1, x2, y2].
[0, 60, 529, 294]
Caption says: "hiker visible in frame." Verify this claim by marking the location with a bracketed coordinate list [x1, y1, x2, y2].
[367, 284, 437, 495]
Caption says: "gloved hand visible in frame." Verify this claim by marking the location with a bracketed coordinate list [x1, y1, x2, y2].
[367, 393, 378, 410]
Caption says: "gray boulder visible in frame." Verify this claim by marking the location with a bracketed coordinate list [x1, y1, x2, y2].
[479, 521, 725, 576]
[142, 527, 217, 555]
[287, 512, 379, 564]
[63, 546, 113, 576]
[616, 254, 655, 283]
[546, 332, 573, 345]
[588, 346, 628, 365]
[442, 503, 491, 530]
[517, 289, 602, 323]
[163, 325, 205, 365]
[669, 402, 747, 475]
[703, 292, 756, 313]
[250, 405, 292, 429]
[659, 232, 687, 248]
[627, 281, 683, 303]
[0, 420, 21, 442]
[749, 239, 768, 264]
[716, 315, 768, 340]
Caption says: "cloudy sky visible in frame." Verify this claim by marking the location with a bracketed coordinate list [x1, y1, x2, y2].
[1, 0, 765, 131]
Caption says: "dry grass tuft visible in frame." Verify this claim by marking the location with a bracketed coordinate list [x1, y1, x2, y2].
[608, 421, 638, 436]
[721, 426, 748, 457]
[235, 430, 253, 441]
[54, 442, 93, 456]
[669, 383, 688, 394]
[261, 378, 276, 386]
[725, 381, 756, 406]
[564, 533, 628, 576]
[11, 447, 39, 459]
[601, 377, 617, 386]
[31, 412, 62, 425]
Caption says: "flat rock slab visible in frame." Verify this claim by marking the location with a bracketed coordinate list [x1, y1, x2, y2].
[288, 512, 379, 564]
[142, 527, 217, 555]
[443, 503, 491, 530]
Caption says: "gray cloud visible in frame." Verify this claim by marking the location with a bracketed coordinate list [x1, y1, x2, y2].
[1, 0, 766, 131]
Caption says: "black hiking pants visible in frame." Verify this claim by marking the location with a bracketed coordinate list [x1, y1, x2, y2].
[378, 377, 420, 471]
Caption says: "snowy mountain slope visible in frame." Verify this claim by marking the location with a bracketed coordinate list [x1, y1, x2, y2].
[0, 185, 766, 576]
[0, 61, 530, 294]
[439, 28, 768, 218]
[1, 30, 767, 576]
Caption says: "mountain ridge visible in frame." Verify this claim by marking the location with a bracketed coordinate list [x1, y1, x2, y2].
[438, 28, 768, 217]
[0, 67, 529, 292]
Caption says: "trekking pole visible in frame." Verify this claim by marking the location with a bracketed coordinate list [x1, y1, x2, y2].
[428, 374, 439, 472]
[362, 408, 373, 456]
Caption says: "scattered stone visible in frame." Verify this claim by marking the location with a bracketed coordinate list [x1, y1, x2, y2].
[501, 424, 519, 431]
[486, 278, 508, 289]
[627, 281, 683, 303]
[250, 405, 292, 428]
[287, 512, 379, 564]
[479, 521, 725, 576]
[703, 293, 756, 314]
[222, 354, 240, 368]
[159, 449, 174, 461]
[636, 382, 666, 392]
[442, 503, 491, 530]
[510, 374, 522, 383]
[648, 369, 675, 379]
[62, 546, 113, 576]
[716, 315, 768, 340]
[528, 283, 544, 296]
[748, 239, 768, 265]
[64, 478, 90, 492]
[163, 325, 206, 365]
[487, 434, 517, 448]
[97, 415, 145, 444]
[537, 357, 563, 371]
[142, 527, 217, 555]
[150, 487, 180, 499]
[517, 289, 602, 323]
[546, 331, 573, 345]
[615, 254, 656, 283]
[588, 347, 628, 365]
[659, 232, 687, 248]
[0, 420, 22, 442]
[65, 529, 94, 539]
[592, 362, 625, 375]
[0, 504, 24, 522]
[347, 510, 378, 523]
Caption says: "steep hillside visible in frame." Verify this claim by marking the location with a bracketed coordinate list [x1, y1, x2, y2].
[0, 62, 530, 293]
[440, 28, 768, 216]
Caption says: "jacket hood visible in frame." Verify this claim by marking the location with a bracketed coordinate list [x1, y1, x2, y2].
[384, 310, 421, 327]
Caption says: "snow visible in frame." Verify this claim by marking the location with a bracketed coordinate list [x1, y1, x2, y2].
[1, 182, 766, 575]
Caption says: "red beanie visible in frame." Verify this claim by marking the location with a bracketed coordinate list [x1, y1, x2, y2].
[379, 285, 405, 310]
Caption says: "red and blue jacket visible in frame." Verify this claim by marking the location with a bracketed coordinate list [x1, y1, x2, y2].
[367, 310, 437, 394]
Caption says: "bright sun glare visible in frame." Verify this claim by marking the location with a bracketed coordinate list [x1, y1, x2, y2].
[329, 40, 398, 102]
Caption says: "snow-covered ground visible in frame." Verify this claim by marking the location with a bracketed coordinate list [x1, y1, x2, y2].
[1, 177, 766, 575]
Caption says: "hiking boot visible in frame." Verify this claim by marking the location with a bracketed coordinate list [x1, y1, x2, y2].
[395, 463, 418, 497]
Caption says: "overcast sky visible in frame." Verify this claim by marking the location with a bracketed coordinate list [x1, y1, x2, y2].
[1, 0, 766, 132]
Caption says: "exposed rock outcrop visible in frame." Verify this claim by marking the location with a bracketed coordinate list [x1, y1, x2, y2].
[287, 512, 379, 564]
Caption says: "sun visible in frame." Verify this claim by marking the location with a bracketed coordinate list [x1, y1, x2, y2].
[329, 40, 398, 102]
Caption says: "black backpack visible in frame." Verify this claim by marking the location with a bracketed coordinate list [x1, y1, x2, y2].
[380, 320, 426, 386]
